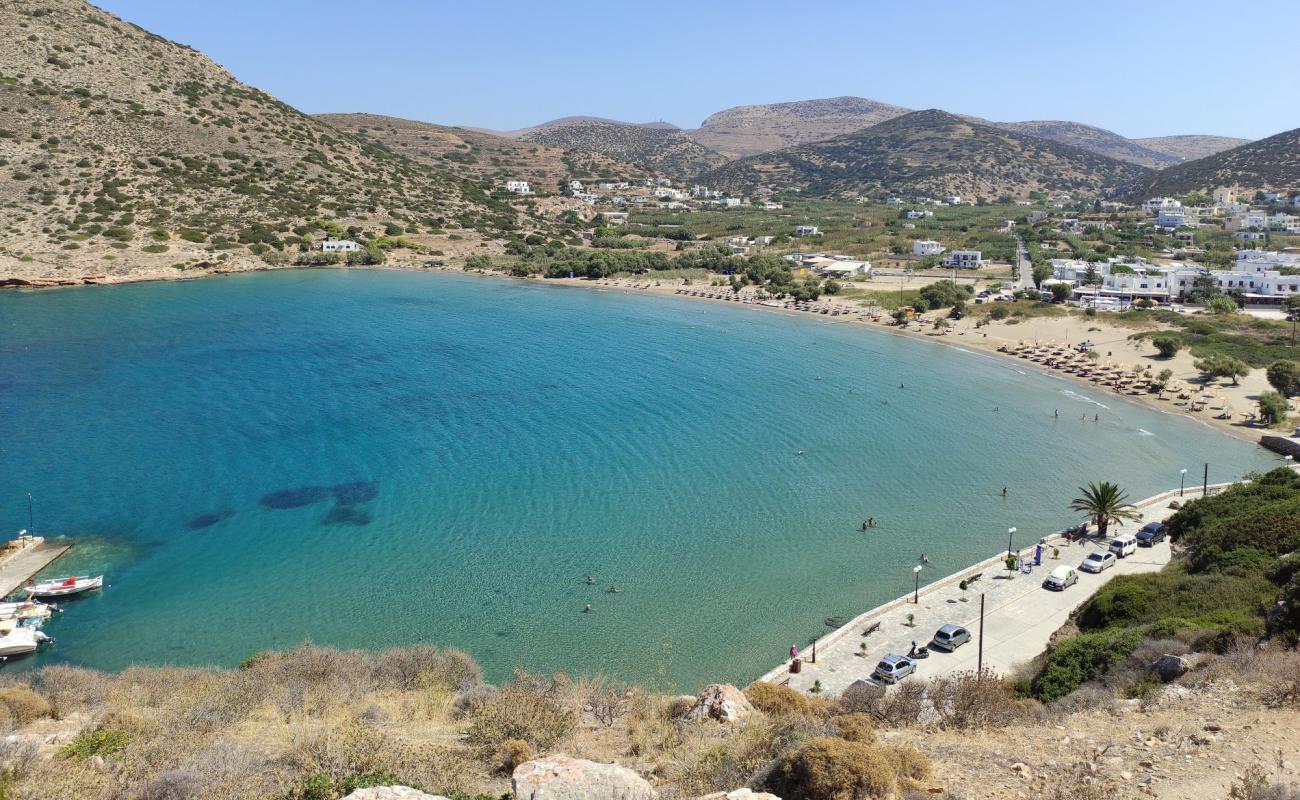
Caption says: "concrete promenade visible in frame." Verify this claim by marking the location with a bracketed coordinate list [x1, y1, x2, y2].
[0, 540, 73, 597]
[758, 483, 1227, 695]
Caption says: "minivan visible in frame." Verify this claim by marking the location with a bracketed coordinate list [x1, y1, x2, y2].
[1109, 535, 1137, 558]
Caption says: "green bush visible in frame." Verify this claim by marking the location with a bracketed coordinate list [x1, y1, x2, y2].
[1151, 333, 1182, 358]
[58, 728, 130, 760]
[1266, 361, 1300, 396]
[1031, 628, 1142, 702]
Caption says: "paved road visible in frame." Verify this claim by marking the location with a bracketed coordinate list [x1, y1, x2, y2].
[778, 496, 1182, 695]
[1014, 234, 1032, 289]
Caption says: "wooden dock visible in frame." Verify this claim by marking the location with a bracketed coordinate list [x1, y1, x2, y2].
[0, 540, 72, 598]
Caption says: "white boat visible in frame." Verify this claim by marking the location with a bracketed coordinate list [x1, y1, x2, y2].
[0, 600, 55, 625]
[24, 575, 103, 598]
[0, 626, 50, 658]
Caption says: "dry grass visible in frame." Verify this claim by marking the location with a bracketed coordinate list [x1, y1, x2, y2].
[7, 645, 1297, 799]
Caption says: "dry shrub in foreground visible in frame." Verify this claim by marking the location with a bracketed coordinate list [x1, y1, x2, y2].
[463, 685, 575, 754]
[0, 684, 53, 725]
[773, 736, 907, 800]
[745, 681, 831, 719]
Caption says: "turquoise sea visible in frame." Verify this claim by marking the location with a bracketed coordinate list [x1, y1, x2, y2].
[0, 269, 1281, 689]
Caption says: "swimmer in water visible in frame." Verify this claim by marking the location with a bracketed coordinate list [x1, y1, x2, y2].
[585, 575, 595, 585]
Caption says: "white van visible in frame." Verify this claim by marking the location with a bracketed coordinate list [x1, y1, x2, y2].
[1108, 535, 1137, 558]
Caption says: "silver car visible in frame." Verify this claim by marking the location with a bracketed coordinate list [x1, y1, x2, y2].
[873, 654, 916, 684]
[1080, 551, 1116, 573]
[931, 624, 971, 652]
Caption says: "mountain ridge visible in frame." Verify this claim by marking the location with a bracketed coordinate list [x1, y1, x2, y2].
[699, 109, 1151, 199]
[1132, 127, 1300, 196]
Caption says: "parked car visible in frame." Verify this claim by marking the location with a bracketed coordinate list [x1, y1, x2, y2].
[1080, 551, 1117, 573]
[1136, 522, 1168, 547]
[872, 654, 916, 684]
[931, 624, 971, 652]
[1108, 535, 1138, 558]
[1043, 565, 1079, 591]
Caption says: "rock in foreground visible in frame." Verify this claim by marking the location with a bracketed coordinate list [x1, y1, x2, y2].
[342, 788, 450, 800]
[686, 684, 755, 723]
[513, 756, 657, 800]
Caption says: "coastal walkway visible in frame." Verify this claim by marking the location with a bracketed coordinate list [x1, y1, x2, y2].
[0, 540, 72, 598]
[758, 484, 1222, 695]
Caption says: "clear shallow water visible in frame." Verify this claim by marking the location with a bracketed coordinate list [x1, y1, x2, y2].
[0, 270, 1281, 689]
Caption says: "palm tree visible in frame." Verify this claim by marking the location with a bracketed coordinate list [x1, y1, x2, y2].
[1070, 481, 1141, 538]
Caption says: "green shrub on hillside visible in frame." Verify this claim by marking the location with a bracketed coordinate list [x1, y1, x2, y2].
[1031, 628, 1142, 702]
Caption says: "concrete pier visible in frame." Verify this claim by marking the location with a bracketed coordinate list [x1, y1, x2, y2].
[0, 540, 73, 598]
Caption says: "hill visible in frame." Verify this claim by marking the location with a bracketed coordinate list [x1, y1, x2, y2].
[699, 109, 1150, 200]
[1132, 126, 1300, 195]
[0, 0, 514, 284]
[994, 120, 1179, 168]
[318, 113, 649, 192]
[687, 96, 913, 158]
[1134, 134, 1251, 162]
[518, 119, 728, 180]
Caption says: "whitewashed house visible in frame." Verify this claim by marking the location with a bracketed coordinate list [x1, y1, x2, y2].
[568, 181, 584, 192]
[794, 225, 822, 237]
[762, 201, 784, 210]
[505, 180, 531, 195]
[1143, 197, 1181, 213]
[912, 239, 945, 257]
[905, 209, 934, 219]
[943, 250, 984, 269]
[315, 238, 359, 253]
[1157, 208, 1188, 228]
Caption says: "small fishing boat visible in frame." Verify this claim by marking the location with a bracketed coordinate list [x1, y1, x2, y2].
[0, 600, 56, 625]
[0, 626, 51, 658]
[24, 575, 103, 598]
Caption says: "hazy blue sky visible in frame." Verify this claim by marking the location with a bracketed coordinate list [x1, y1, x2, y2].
[96, 0, 1296, 140]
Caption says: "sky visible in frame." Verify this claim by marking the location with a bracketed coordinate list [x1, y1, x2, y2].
[94, 0, 1298, 140]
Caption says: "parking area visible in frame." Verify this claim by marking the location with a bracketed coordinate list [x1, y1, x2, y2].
[776, 502, 1179, 695]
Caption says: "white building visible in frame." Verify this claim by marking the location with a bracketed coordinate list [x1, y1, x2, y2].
[604, 212, 629, 226]
[1157, 208, 1188, 228]
[1143, 197, 1181, 213]
[1169, 266, 1300, 302]
[568, 181, 584, 192]
[816, 259, 872, 279]
[314, 238, 359, 253]
[1226, 211, 1269, 230]
[1213, 187, 1236, 206]
[653, 187, 685, 200]
[905, 209, 934, 219]
[912, 239, 945, 257]
[720, 197, 742, 207]
[885, 198, 904, 206]
[1237, 250, 1300, 270]
[944, 195, 962, 205]
[762, 201, 784, 210]
[505, 180, 531, 195]
[944, 250, 983, 269]
[794, 225, 822, 237]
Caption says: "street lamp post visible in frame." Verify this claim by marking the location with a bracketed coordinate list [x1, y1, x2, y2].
[1006, 526, 1017, 557]
[913, 564, 923, 604]
[1179, 468, 1187, 497]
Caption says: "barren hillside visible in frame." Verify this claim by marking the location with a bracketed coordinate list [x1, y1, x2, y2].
[318, 113, 649, 192]
[0, 0, 517, 284]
